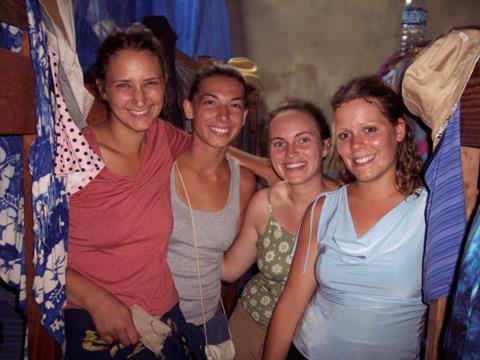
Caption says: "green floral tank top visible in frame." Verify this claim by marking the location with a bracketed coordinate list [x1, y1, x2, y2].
[239, 189, 294, 327]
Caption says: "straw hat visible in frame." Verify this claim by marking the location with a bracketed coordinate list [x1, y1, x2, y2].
[402, 28, 480, 148]
[228, 57, 263, 93]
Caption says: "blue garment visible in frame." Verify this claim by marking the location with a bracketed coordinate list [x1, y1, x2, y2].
[423, 105, 466, 303]
[27, 0, 69, 347]
[444, 205, 480, 359]
[73, 0, 232, 76]
[294, 186, 427, 359]
[0, 23, 26, 307]
[65, 304, 205, 359]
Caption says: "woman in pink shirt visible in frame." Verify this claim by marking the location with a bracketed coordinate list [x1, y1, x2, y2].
[65, 24, 200, 359]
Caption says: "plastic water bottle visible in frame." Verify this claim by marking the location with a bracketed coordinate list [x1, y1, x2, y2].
[400, 0, 428, 55]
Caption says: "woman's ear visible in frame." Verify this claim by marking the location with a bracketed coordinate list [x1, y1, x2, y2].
[96, 79, 106, 100]
[242, 108, 249, 126]
[395, 118, 406, 142]
[321, 138, 331, 158]
[183, 99, 194, 120]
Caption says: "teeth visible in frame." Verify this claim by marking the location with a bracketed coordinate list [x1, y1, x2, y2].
[211, 126, 229, 134]
[285, 162, 305, 169]
[354, 155, 375, 164]
[130, 109, 148, 116]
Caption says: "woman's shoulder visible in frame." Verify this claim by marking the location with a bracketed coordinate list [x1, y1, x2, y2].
[154, 119, 191, 154]
[405, 186, 428, 206]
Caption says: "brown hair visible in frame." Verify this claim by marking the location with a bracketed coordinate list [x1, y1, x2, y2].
[265, 98, 331, 144]
[92, 23, 173, 118]
[331, 75, 423, 195]
[187, 63, 248, 101]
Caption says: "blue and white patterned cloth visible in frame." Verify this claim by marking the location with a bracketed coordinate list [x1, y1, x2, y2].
[423, 105, 467, 303]
[444, 205, 480, 358]
[27, 0, 69, 347]
[0, 23, 26, 308]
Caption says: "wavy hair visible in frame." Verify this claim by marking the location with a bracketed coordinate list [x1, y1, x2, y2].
[331, 75, 423, 196]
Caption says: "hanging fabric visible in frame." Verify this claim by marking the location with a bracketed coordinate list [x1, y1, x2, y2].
[73, 0, 233, 76]
[27, 0, 68, 347]
[422, 105, 466, 303]
[0, 22, 27, 308]
[401, 28, 480, 303]
[444, 205, 480, 358]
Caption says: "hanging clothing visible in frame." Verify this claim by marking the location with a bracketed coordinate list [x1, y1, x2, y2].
[27, 0, 69, 346]
[444, 205, 480, 358]
[48, 47, 104, 195]
[294, 186, 427, 359]
[40, 0, 94, 128]
[423, 105, 467, 303]
[0, 23, 26, 307]
[379, 55, 430, 161]
[73, 0, 233, 76]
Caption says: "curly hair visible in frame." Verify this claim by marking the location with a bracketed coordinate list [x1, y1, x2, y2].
[331, 75, 423, 196]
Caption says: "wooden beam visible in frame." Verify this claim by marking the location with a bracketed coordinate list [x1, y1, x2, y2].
[0, 0, 28, 31]
[0, 48, 36, 135]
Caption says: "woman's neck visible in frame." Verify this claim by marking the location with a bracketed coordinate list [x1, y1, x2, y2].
[179, 137, 230, 175]
[286, 174, 331, 206]
[95, 119, 146, 157]
[349, 176, 402, 201]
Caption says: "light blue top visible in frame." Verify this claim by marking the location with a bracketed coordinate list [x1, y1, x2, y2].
[294, 185, 427, 359]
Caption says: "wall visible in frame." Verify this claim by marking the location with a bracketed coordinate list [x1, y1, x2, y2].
[228, 0, 480, 129]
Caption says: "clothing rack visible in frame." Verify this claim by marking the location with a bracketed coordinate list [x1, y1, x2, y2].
[0, 1, 62, 359]
[426, 61, 480, 360]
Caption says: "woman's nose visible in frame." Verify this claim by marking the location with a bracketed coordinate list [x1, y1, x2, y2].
[351, 133, 365, 149]
[219, 105, 229, 121]
[286, 143, 297, 157]
[132, 86, 146, 106]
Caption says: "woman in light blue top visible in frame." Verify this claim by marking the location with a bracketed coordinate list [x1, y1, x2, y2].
[264, 75, 427, 359]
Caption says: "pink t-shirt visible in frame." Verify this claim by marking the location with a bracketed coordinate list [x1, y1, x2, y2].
[67, 119, 190, 316]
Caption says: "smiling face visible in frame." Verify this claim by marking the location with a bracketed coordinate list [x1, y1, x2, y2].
[334, 98, 405, 186]
[184, 75, 248, 149]
[97, 49, 165, 133]
[268, 110, 329, 185]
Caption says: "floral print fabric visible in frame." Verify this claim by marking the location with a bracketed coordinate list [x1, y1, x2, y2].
[240, 189, 294, 327]
[0, 23, 26, 307]
[28, 0, 69, 347]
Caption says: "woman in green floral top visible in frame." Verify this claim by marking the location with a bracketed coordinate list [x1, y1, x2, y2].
[222, 99, 338, 359]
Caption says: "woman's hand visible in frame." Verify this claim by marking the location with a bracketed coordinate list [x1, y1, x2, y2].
[87, 290, 139, 346]
[66, 269, 140, 346]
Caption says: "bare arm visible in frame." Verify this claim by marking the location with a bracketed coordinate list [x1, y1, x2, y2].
[66, 268, 139, 345]
[263, 200, 322, 360]
[228, 146, 281, 186]
[222, 189, 269, 283]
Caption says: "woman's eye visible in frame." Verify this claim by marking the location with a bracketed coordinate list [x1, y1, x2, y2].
[271, 141, 285, 148]
[145, 80, 160, 86]
[365, 126, 377, 133]
[116, 82, 130, 89]
[337, 132, 349, 140]
[299, 136, 311, 144]
[230, 102, 245, 110]
[202, 99, 215, 106]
